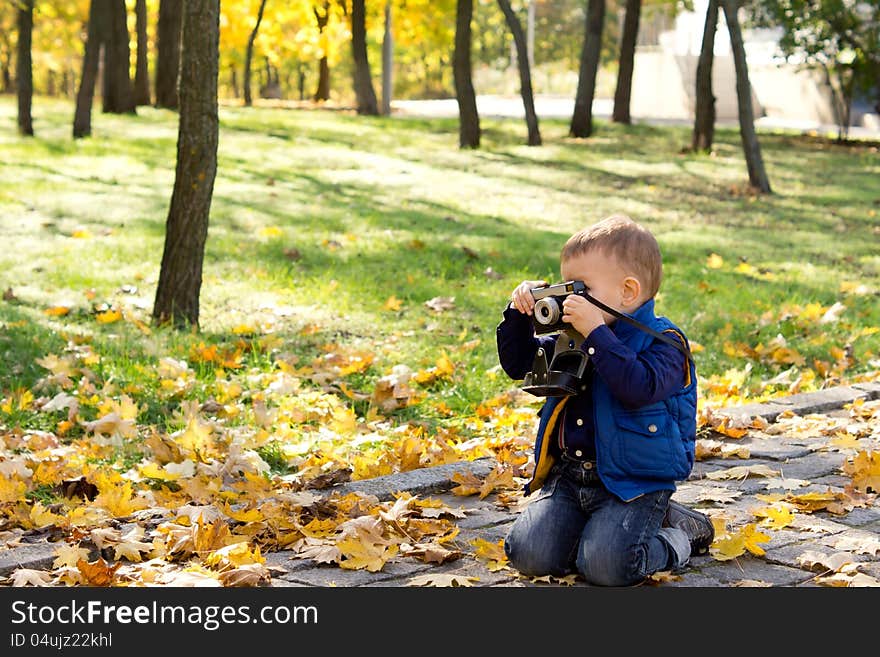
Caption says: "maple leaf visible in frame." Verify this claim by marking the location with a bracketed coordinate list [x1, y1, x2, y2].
[705, 464, 779, 481]
[53, 543, 92, 569]
[0, 477, 28, 504]
[706, 253, 724, 269]
[89, 527, 122, 550]
[646, 570, 682, 584]
[450, 470, 482, 496]
[296, 540, 341, 564]
[91, 472, 148, 518]
[479, 467, 516, 499]
[29, 502, 66, 529]
[399, 541, 462, 564]
[797, 550, 854, 573]
[753, 504, 795, 529]
[371, 365, 418, 412]
[784, 490, 848, 513]
[414, 498, 467, 519]
[407, 573, 478, 587]
[171, 416, 214, 458]
[424, 296, 455, 312]
[831, 534, 880, 557]
[77, 558, 121, 586]
[470, 537, 509, 571]
[842, 450, 880, 493]
[219, 563, 272, 587]
[379, 494, 418, 524]
[382, 295, 403, 311]
[113, 527, 155, 563]
[741, 523, 772, 556]
[10, 568, 54, 587]
[732, 579, 773, 587]
[82, 412, 137, 439]
[205, 541, 265, 571]
[710, 523, 770, 560]
[159, 568, 223, 587]
[337, 537, 399, 572]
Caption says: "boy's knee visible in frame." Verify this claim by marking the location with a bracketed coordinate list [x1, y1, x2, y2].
[577, 542, 645, 587]
[504, 533, 568, 578]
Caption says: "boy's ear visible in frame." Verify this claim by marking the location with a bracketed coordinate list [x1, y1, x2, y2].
[621, 276, 641, 306]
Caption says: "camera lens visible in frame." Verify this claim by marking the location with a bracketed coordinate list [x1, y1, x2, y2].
[534, 298, 560, 325]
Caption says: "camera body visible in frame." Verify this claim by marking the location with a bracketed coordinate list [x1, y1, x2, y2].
[530, 280, 588, 335]
[520, 280, 591, 397]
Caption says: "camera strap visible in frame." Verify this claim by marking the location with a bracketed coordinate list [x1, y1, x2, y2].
[583, 293, 695, 366]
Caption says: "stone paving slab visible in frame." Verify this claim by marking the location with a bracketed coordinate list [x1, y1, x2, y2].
[333, 457, 495, 501]
[0, 541, 57, 577]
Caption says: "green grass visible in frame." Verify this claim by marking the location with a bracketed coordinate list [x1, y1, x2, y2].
[1, 96, 878, 422]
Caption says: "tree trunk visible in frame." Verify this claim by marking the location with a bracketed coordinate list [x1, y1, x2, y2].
[134, 0, 151, 105]
[153, 0, 220, 329]
[454, 0, 480, 148]
[612, 0, 640, 124]
[102, 0, 136, 114]
[155, 0, 182, 109]
[351, 0, 379, 114]
[570, 0, 605, 138]
[16, 0, 34, 136]
[313, 2, 330, 101]
[381, 2, 392, 115]
[243, 0, 268, 107]
[721, 0, 771, 193]
[73, 1, 109, 138]
[2, 62, 11, 94]
[497, 0, 541, 145]
[692, 0, 718, 152]
[228, 64, 239, 98]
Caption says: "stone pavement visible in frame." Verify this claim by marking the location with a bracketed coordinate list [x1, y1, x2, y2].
[1, 382, 879, 588]
[260, 380, 880, 588]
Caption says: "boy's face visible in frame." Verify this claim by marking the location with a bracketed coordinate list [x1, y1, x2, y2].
[561, 248, 642, 318]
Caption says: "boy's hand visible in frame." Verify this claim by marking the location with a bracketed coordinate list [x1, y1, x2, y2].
[562, 293, 605, 337]
[510, 280, 546, 315]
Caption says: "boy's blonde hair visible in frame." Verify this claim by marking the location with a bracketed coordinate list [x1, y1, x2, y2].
[561, 214, 663, 299]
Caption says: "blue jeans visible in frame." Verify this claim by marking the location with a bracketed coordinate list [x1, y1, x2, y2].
[504, 456, 691, 586]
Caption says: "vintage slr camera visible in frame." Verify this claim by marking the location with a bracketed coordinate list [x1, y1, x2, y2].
[530, 280, 588, 335]
[521, 280, 591, 397]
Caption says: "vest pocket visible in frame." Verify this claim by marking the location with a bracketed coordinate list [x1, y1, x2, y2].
[613, 408, 688, 478]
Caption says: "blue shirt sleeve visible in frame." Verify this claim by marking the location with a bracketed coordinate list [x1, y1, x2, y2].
[496, 303, 558, 380]
[582, 324, 686, 408]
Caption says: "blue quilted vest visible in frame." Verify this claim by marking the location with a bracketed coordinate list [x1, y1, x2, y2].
[523, 299, 698, 502]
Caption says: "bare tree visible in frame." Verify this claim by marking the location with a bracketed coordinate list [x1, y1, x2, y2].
[155, 0, 182, 109]
[73, 0, 110, 138]
[570, 0, 605, 138]
[497, 0, 541, 145]
[454, 0, 480, 148]
[351, 0, 378, 114]
[313, 2, 331, 101]
[243, 0, 268, 106]
[16, 0, 34, 136]
[134, 0, 151, 105]
[612, 0, 641, 124]
[102, 0, 136, 114]
[721, 0, 771, 193]
[692, 0, 719, 152]
[153, 0, 221, 329]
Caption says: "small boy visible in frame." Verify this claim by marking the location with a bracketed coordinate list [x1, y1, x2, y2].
[497, 214, 713, 586]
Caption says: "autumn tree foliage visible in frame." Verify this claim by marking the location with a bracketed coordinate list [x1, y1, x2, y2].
[153, 0, 220, 329]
